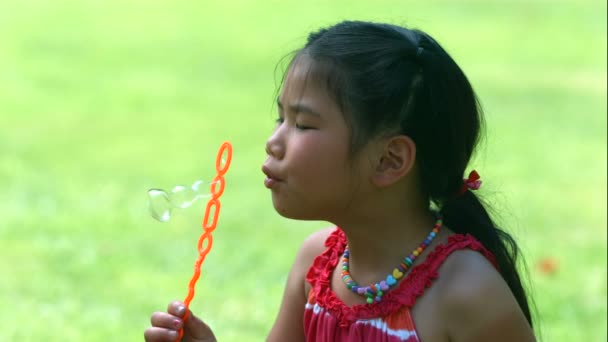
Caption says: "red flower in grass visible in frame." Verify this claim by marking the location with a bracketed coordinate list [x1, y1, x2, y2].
[537, 257, 559, 275]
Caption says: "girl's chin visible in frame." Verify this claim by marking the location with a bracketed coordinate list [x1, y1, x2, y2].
[272, 205, 322, 221]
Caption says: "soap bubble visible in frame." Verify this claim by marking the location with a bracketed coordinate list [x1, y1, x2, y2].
[169, 185, 196, 209]
[148, 179, 218, 222]
[148, 189, 172, 222]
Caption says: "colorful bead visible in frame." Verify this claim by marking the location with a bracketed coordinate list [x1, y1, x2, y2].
[340, 213, 443, 303]
[392, 269, 404, 279]
[379, 281, 389, 291]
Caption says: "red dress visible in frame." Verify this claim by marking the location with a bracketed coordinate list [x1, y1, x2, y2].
[304, 228, 497, 341]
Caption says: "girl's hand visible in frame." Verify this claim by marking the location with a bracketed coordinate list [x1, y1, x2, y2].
[144, 301, 217, 342]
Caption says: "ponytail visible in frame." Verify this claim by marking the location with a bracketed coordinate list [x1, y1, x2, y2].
[441, 191, 534, 327]
[413, 32, 535, 328]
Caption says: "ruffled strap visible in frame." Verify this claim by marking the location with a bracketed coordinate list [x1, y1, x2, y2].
[306, 228, 346, 293]
[305, 228, 498, 328]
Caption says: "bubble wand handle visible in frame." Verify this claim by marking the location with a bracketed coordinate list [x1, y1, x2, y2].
[177, 141, 232, 342]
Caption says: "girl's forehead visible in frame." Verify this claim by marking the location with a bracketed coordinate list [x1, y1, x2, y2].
[285, 55, 314, 82]
[278, 58, 351, 131]
[281, 56, 337, 106]
[282, 57, 315, 94]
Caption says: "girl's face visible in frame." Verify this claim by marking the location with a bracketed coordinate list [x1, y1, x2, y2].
[262, 57, 373, 221]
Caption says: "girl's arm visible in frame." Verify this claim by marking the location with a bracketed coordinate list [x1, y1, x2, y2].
[440, 250, 536, 342]
[267, 228, 334, 342]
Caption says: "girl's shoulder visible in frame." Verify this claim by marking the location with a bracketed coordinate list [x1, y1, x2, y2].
[435, 247, 505, 302]
[296, 227, 337, 273]
[431, 244, 534, 341]
[267, 227, 337, 341]
[299, 227, 338, 258]
[425, 232, 509, 310]
[295, 227, 338, 295]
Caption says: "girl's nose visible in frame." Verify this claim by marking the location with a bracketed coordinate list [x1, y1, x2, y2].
[265, 128, 285, 160]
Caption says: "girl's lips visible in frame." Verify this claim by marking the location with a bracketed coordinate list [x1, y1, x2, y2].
[262, 165, 282, 189]
[264, 177, 279, 189]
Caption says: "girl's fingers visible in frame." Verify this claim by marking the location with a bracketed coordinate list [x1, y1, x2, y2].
[167, 300, 188, 318]
[144, 327, 179, 342]
[149, 300, 216, 341]
[150, 311, 183, 330]
[165, 300, 217, 341]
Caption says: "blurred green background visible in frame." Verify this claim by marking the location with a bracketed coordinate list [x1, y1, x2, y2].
[1, 0, 606, 341]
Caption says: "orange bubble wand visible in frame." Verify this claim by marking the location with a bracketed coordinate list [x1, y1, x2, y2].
[177, 141, 232, 341]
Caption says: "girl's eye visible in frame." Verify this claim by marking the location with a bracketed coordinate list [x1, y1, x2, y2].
[275, 116, 313, 130]
[295, 124, 312, 130]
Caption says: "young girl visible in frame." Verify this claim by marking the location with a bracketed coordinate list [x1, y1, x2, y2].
[144, 21, 536, 342]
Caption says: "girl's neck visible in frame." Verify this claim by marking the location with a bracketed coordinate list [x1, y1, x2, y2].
[334, 199, 436, 285]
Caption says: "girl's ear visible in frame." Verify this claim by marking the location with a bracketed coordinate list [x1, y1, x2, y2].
[371, 135, 416, 187]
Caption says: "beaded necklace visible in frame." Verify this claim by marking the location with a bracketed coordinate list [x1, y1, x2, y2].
[341, 215, 443, 304]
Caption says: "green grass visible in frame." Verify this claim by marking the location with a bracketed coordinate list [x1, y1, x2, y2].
[1, 0, 605, 341]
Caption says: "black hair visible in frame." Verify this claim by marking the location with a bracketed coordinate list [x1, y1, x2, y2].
[283, 20, 534, 327]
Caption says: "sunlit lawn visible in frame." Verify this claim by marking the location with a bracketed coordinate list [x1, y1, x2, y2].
[1, 1, 606, 341]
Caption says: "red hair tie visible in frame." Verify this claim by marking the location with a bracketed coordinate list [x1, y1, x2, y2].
[459, 170, 482, 195]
